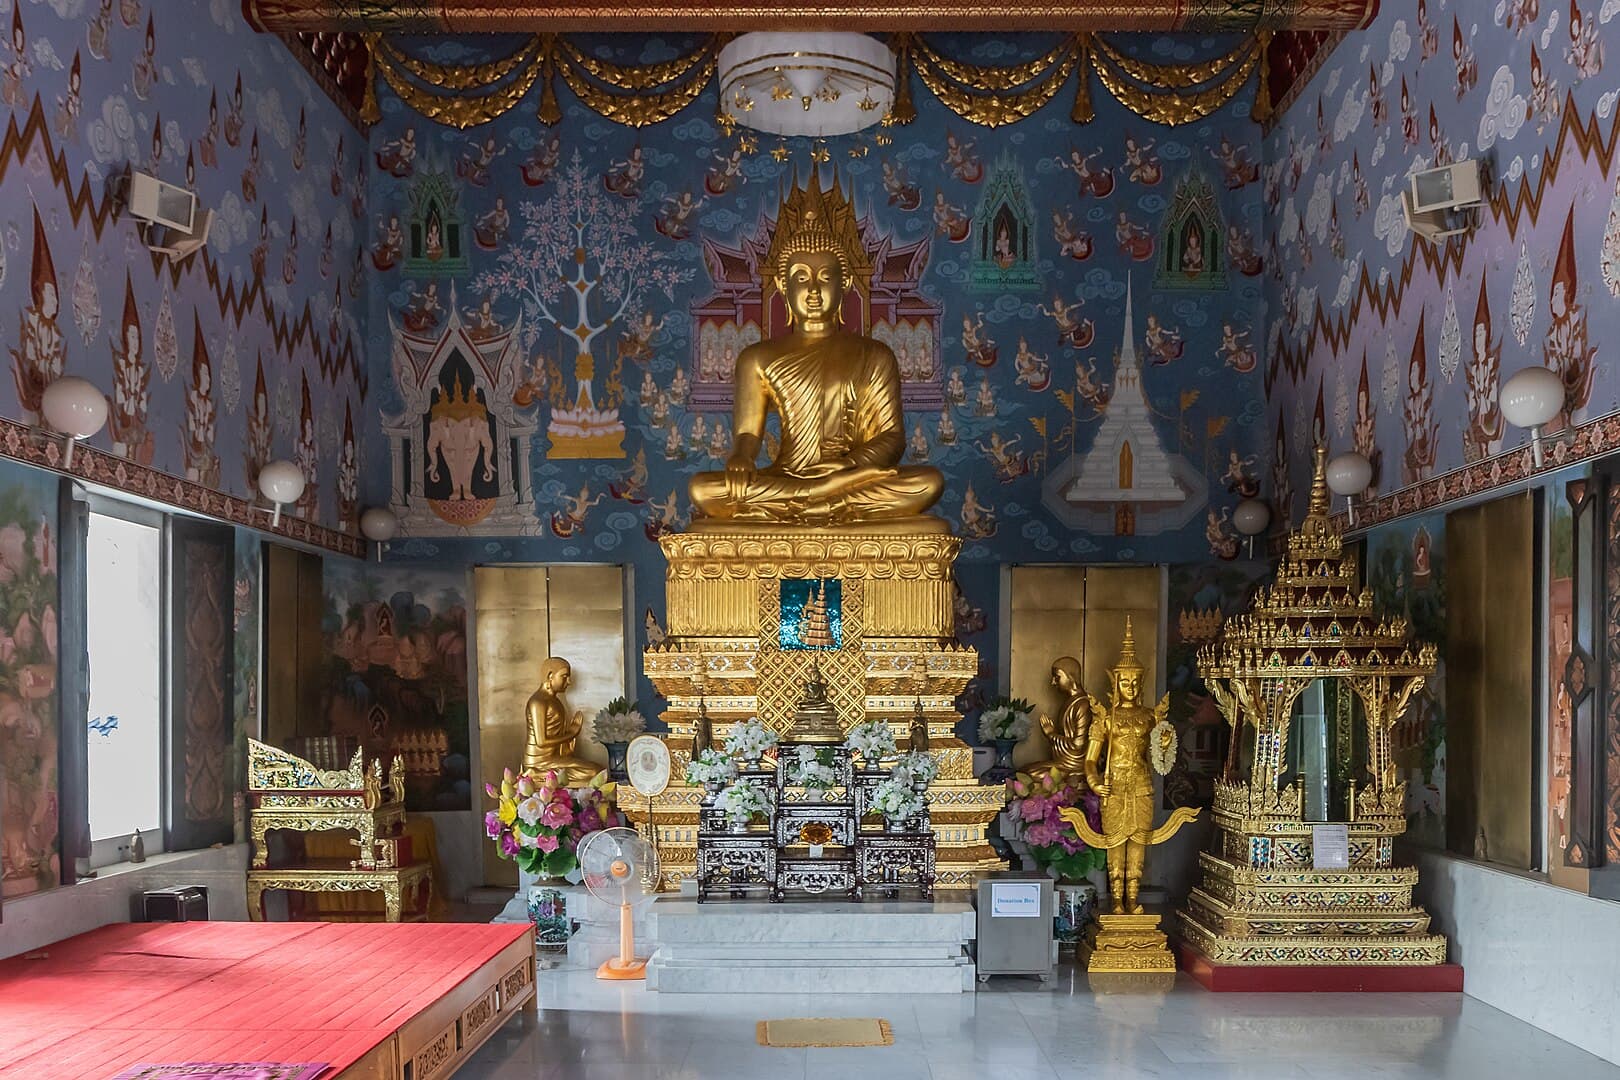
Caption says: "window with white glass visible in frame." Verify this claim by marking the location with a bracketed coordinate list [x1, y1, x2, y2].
[85, 505, 165, 861]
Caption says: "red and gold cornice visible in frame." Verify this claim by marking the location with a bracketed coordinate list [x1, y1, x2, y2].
[243, 0, 1380, 33]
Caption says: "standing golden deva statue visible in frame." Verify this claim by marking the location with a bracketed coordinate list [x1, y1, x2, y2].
[1058, 617, 1199, 972]
[688, 209, 945, 528]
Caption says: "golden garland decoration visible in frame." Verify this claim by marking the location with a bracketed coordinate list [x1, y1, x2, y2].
[1089, 41, 1259, 125]
[379, 34, 543, 90]
[366, 32, 1267, 131]
[911, 41, 1078, 128]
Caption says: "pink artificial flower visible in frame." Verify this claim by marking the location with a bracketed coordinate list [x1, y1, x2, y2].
[1019, 796, 1047, 823]
[535, 832, 560, 853]
[485, 782, 500, 799]
[541, 800, 574, 829]
[516, 774, 536, 798]
[484, 810, 502, 838]
[543, 769, 561, 789]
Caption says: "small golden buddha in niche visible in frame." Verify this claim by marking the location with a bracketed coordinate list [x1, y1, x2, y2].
[688, 209, 945, 528]
[1033, 656, 1092, 778]
[522, 656, 600, 785]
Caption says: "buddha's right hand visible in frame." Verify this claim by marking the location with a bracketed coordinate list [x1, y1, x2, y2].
[724, 453, 755, 503]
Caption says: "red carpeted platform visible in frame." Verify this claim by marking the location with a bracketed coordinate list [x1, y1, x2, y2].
[0, 921, 536, 1079]
[1176, 943, 1465, 993]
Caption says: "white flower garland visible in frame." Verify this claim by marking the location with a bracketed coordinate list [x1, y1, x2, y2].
[1150, 719, 1179, 776]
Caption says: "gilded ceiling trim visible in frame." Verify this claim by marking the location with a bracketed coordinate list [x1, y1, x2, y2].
[241, 0, 1380, 33]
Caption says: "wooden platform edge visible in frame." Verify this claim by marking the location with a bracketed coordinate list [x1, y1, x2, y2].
[340, 931, 538, 1080]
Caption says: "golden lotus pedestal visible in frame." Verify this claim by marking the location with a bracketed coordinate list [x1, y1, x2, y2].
[632, 521, 1006, 891]
[1081, 913, 1176, 973]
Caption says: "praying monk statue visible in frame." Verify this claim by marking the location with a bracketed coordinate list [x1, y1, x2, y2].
[522, 657, 601, 786]
[688, 209, 945, 528]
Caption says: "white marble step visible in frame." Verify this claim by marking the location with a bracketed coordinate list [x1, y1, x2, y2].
[646, 898, 977, 993]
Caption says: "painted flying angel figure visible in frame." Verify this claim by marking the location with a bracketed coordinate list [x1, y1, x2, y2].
[1143, 314, 1183, 366]
[1219, 323, 1256, 373]
[944, 130, 983, 183]
[374, 126, 417, 178]
[932, 190, 971, 243]
[1040, 294, 1095, 350]
[522, 133, 562, 186]
[1507, 0, 1540, 33]
[1075, 359, 1109, 413]
[0, 5, 30, 107]
[618, 310, 665, 365]
[611, 447, 650, 503]
[1055, 147, 1115, 198]
[1013, 336, 1051, 391]
[131, 15, 156, 101]
[1124, 135, 1161, 185]
[456, 135, 505, 187]
[1453, 18, 1478, 98]
[1115, 212, 1154, 261]
[1464, 278, 1504, 463]
[644, 489, 682, 541]
[1401, 79, 1419, 148]
[881, 159, 921, 210]
[1228, 225, 1263, 275]
[223, 74, 245, 147]
[400, 282, 441, 333]
[551, 484, 605, 538]
[1206, 507, 1239, 560]
[959, 482, 997, 539]
[654, 190, 705, 240]
[1209, 135, 1258, 189]
[603, 145, 646, 197]
[474, 195, 511, 251]
[87, 0, 113, 61]
[1351, 154, 1371, 217]
[1220, 449, 1258, 494]
[975, 431, 1029, 481]
[974, 373, 997, 417]
[1530, 48, 1561, 133]
[1417, 0, 1439, 59]
[1369, 65, 1387, 127]
[1052, 209, 1094, 261]
[961, 313, 997, 368]
[705, 145, 747, 197]
[54, 53, 82, 141]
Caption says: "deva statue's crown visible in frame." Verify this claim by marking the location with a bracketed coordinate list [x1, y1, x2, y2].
[775, 209, 847, 280]
[1111, 614, 1146, 679]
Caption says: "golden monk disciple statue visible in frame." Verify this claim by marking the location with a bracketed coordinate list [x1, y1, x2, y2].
[522, 657, 600, 785]
[1033, 656, 1092, 777]
[1060, 618, 1198, 916]
[688, 210, 945, 527]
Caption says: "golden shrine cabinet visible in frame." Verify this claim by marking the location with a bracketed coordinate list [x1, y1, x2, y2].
[1179, 451, 1448, 966]
[634, 523, 1006, 889]
[245, 739, 432, 922]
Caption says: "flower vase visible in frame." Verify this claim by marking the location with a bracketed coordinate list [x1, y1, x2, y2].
[982, 738, 1018, 785]
[884, 814, 912, 834]
[805, 787, 824, 803]
[603, 741, 629, 781]
[703, 780, 724, 803]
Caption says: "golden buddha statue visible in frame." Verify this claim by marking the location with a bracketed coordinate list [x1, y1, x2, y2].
[522, 657, 601, 785]
[1060, 618, 1199, 916]
[1032, 656, 1091, 778]
[790, 659, 844, 744]
[688, 210, 945, 528]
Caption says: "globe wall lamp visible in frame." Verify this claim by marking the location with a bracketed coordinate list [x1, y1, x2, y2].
[41, 376, 108, 469]
[359, 506, 399, 562]
[1499, 365, 1564, 468]
[1232, 497, 1271, 559]
[256, 460, 305, 528]
[1325, 451, 1373, 526]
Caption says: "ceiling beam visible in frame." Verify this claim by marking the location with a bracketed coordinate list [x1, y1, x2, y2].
[242, 0, 1380, 34]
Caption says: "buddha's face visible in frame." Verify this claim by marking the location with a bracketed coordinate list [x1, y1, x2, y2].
[1115, 669, 1141, 705]
[779, 250, 848, 330]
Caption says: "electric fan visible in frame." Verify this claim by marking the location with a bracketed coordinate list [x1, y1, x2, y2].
[579, 827, 659, 980]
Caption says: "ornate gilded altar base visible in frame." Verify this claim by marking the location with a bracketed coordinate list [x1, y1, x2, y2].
[1082, 912, 1176, 974]
[632, 523, 1005, 890]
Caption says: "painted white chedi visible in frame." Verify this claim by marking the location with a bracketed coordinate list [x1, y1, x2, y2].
[1042, 277, 1205, 536]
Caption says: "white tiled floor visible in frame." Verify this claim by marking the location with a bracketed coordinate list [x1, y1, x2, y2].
[460, 963, 1620, 1079]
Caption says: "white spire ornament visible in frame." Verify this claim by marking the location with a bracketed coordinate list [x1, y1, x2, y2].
[1439, 284, 1461, 383]
[1510, 240, 1536, 346]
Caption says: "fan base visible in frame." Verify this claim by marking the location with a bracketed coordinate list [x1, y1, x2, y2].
[597, 957, 648, 981]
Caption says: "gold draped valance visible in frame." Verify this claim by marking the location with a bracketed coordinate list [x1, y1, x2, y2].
[360, 32, 1275, 131]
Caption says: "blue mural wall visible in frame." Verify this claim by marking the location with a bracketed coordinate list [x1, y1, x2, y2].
[360, 33, 1273, 710]
[1264, 0, 1620, 522]
[0, 0, 368, 532]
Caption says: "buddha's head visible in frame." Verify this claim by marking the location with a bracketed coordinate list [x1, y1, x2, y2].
[775, 211, 850, 333]
[1051, 656, 1083, 700]
[541, 656, 572, 695]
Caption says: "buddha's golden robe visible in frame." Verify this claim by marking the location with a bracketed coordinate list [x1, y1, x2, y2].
[689, 332, 943, 525]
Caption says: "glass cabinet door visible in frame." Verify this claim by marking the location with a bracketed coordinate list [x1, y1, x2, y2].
[1285, 679, 1367, 822]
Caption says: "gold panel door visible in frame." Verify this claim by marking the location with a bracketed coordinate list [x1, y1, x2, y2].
[1445, 494, 1535, 870]
[1007, 565, 1162, 769]
[474, 567, 552, 888]
[1008, 567, 1086, 768]
[545, 565, 627, 769]
[473, 565, 627, 887]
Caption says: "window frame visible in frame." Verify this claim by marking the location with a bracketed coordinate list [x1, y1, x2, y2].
[83, 494, 171, 868]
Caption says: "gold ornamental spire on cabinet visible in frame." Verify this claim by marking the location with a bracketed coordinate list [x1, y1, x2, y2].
[1179, 447, 1446, 968]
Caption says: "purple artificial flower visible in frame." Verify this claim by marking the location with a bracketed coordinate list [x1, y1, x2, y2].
[485, 810, 503, 838]
[499, 832, 521, 858]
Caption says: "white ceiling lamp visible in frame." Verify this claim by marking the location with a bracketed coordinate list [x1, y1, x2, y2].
[717, 32, 896, 138]
[256, 460, 305, 528]
[1499, 365, 1565, 468]
[40, 376, 108, 469]
[1325, 451, 1374, 526]
[359, 506, 399, 562]
[1231, 497, 1271, 559]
